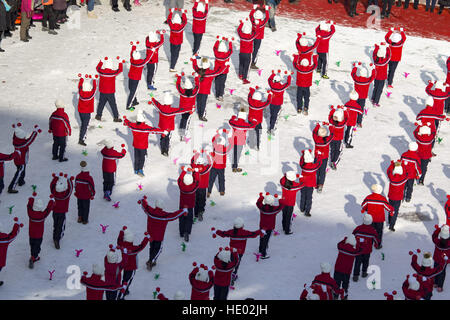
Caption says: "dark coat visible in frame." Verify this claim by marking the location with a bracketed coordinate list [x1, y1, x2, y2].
[0, 1, 8, 32]
[53, 0, 67, 11]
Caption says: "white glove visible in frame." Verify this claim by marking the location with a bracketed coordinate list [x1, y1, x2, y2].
[253, 4, 257, 9]
[183, 208, 189, 214]
[122, 248, 128, 254]
[390, 27, 394, 31]
[400, 27, 404, 32]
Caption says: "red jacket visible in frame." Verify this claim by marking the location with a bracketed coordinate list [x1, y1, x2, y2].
[361, 193, 394, 223]
[176, 74, 200, 113]
[101, 147, 126, 173]
[387, 161, 409, 201]
[300, 283, 329, 300]
[328, 107, 348, 141]
[432, 227, 450, 265]
[256, 194, 285, 230]
[213, 39, 232, 75]
[344, 100, 363, 127]
[75, 171, 95, 200]
[268, 73, 291, 106]
[215, 228, 262, 255]
[168, 11, 188, 45]
[49, 108, 71, 137]
[178, 171, 200, 209]
[385, 30, 406, 62]
[211, 132, 232, 169]
[191, 152, 213, 189]
[402, 277, 426, 300]
[311, 272, 343, 299]
[293, 54, 318, 87]
[373, 45, 391, 81]
[416, 106, 446, 125]
[0, 152, 16, 179]
[237, 22, 258, 54]
[77, 78, 97, 114]
[280, 176, 304, 207]
[13, 130, 38, 166]
[145, 32, 164, 64]
[299, 153, 322, 188]
[446, 196, 450, 226]
[334, 239, 363, 275]
[228, 116, 258, 146]
[411, 253, 446, 286]
[296, 33, 319, 61]
[413, 125, 436, 160]
[140, 198, 185, 242]
[400, 150, 422, 180]
[351, 66, 376, 100]
[123, 117, 164, 150]
[213, 250, 239, 287]
[248, 87, 272, 125]
[352, 224, 380, 255]
[117, 229, 150, 271]
[249, 7, 269, 40]
[80, 273, 123, 300]
[27, 197, 54, 239]
[128, 46, 153, 81]
[315, 24, 335, 53]
[312, 123, 334, 161]
[96, 61, 123, 94]
[104, 251, 127, 285]
[425, 81, 450, 115]
[0, 223, 21, 268]
[192, 1, 208, 34]
[50, 176, 73, 213]
[192, 57, 225, 95]
[151, 98, 185, 132]
[189, 267, 214, 300]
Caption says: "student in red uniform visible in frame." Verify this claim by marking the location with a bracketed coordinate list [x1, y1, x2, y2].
[267, 70, 292, 134]
[189, 263, 214, 300]
[351, 62, 376, 126]
[386, 160, 409, 231]
[400, 142, 422, 202]
[176, 73, 200, 139]
[99, 139, 126, 201]
[126, 45, 153, 110]
[50, 173, 74, 249]
[432, 224, 450, 292]
[208, 130, 232, 197]
[168, 8, 188, 72]
[315, 20, 336, 79]
[75, 161, 95, 225]
[328, 106, 348, 169]
[416, 97, 446, 139]
[402, 274, 426, 300]
[279, 171, 303, 234]
[293, 54, 318, 115]
[413, 122, 436, 185]
[80, 264, 125, 300]
[312, 122, 334, 193]
[49, 99, 71, 162]
[27, 194, 54, 268]
[249, 4, 269, 70]
[213, 37, 233, 101]
[333, 235, 362, 299]
[191, 150, 213, 221]
[237, 19, 258, 84]
[299, 149, 321, 216]
[178, 168, 200, 242]
[295, 32, 319, 62]
[312, 262, 344, 300]
[0, 217, 23, 286]
[371, 43, 391, 107]
[104, 245, 128, 300]
[145, 30, 165, 90]
[213, 247, 239, 300]
[191, 0, 209, 55]
[385, 27, 406, 88]
[446, 56, 450, 114]
[77, 75, 97, 146]
[343, 91, 363, 148]
[0, 150, 17, 197]
[425, 80, 450, 119]
[248, 86, 272, 150]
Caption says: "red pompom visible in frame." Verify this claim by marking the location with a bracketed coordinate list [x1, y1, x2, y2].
[70, 176, 74, 180]
[274, 194, 278, 198]
[85, 74, 88, 78]
[116, 56, 120, 60]
[130, 41, 133, 45]
[123, 226, 127, 230]
[88, 75, 92, 79]
[265, 192, 270, 195]
[59, 172, 63, 176]
[13, 217, 18, 222]
[193, 262, 197, 266]
[137, 200, 141, 204]
[78, 73, 82, 77]
[277, 69, 281, 73]
[121, 144, 125, 148]
[417, 249, 421, 253]
[64, 174, 67, 178]
[95, 75, 99, 79]
[17, 123, 22, 127]
[212, 234, 216, 238]
[255, 85, 259, 90]
[109, 244, 113, 249]
[216, 35, 219, 39]
[104, 57, 108, 60]
[211, 227, 215, 231]
[83, 271, 88, 275]
[225, 247, 230, 251]
[156, 287, 160, 292]
[32, 192, 37, 197]
[136, 41, 140, 44]
[52, 173, 56, 177]
[211, 266, 216, 270]
[409, 251, 413, 255]
[392, 291, 397, 295]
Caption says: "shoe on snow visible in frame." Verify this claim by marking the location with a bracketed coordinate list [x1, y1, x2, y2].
[184, 233, 190, 242]
[28, 258, 34, 269]
[95, 115, 102, 121]
[137, 170, 145, 177]
[261, 255, 270, 259]
[302, 109, 308, 116]
[54, 240, 60, 249]
[113, 118, 123, 123]
[322, 74, 330, 79]
[352, 275, 359, 282]
[146, 261, 153, 271]
[77, 217, 82, 223]
[59, 158, 68, 162]
[285, 231, 293, 235]
[345, 143, 354, 149]
[7, 189, 18, 194]
[148, 85, 157, 91]
[250, 64, 259, 70]
[78, 140, 87, 146]
[304, 212, 311, 217]
[207, 192, 211, 198]
[220, 192, 225, 196]
[104, 192, 111, 202]
[198, 212, 204, 222]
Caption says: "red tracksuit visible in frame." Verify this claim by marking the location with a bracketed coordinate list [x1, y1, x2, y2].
[361, 193, 394, 223]
[296, 33, 319, 61]
[117, 229, 150, 271]
[293, 54, 318, 87]
[104, 251, 128, 286]
[0, 152, 16, 180]
[425, 81, 450, 115]
[96, 61, 123, 94]
[213, 40, 232, 75]
[352, 224, 380, 255]
[0, 222, 21, 268]
[191, 152, 213, 189]
[256, 194, 285, 231]
[211, 133, 232, 169]
[123, 117, 164, 150]
[101, 147, 126, 173]
[151, 98, 185, 132]
[189, 267, 214, 300]
[328, 108, 348, 141]
[268, 73, 291, 106]
[416, 106, 446, 128]
[75, 171, 95, 200]
[50, 176, 73, 213]
[334, 239, 363, 275]
[413, 125, 436, 160]
[386, 161, 409, 201]
[311, 272, 342, 299]
[344, 100, 363, 127]
[49, 108, 71, 137]
[176, 74, 200, 114]
[315, 24, 335, 53]
[432, 227, 450, 267]
[280, 176, 304, 207]
[27, 197, 54, 239]
[385, 30, 406, 62]
[401, 150, 422, 180]
[80, 273, 123, 300]
[192, 58, 224, 95]
[249, 7, 269, 40]
[373, 45, 391, 81]
[410, 253, 446, 294]
[168, 11, 188, 45]
[248, 87, 272, 125]
[213, 251, 239, 287]
[402, 277, 426, 300]
[178, 171, 200, 209]
[228, 116, 258, 146]
[146, 33, 164, 64]
[192, 1, 208, 34]
[312, 123, 334, 161]
[300, 283, 329, 300]
[13, 130, 38, 166]
[77, 78, 97, 114]
[351, 66, 376, 100]
[299, 153, 322, 188]
[215, 228, 262, 255]
[237, 22, 258, 54]
[128, 46, 153, 81]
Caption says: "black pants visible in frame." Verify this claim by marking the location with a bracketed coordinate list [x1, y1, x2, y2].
[334, 271, 350, 293]
[282, 206, 294, 233]
[419, 159, 430, 183]
[8, 164, 26, 191]
[296, 87, 310, 111]
[316, 158, 328, 186]
[344, 126, 354, 146]
[146, 63, 157, 87]
[349, 0, 358, 14]
[52, 136, 67, 160]
[160, 132, 171, 154]
[300, 186, 313, 214]
[170, 44, 181, 70]
[53, 212, 66, 241]
[42, 5, 56, 30]
[356, 98, 366, 125]
[232, 145, 243, 169]
[126, 79, 139, 109]
[134, 148, 147, 171]
[330, 140, 342, 164]
[77, 199, 91, 223]
[388, 199, 401, 229]
[208, 168, 225, 193]
[372, 222, 384, 245]
[353, 254, 370, 276]
[382, 0, 393, 15]
[239, 53, 251, 80]
[103, 171, 115, 193]
[215, 73, 227, 98]
[232, 253, 244, 276]
[258, 229, 273, 257]
[192, 33, 203, 55]
[119, 270, 135, 299]
[196, 93, 208, 119]
[387, 61, 399, 86]
[255, 123, 262, 149]
[97, 93, 119, 119]
[106, 290, 118, 300]
[434, 262, 447, 288]
[251, 38, 262, 65]
[79, 112, 91, 142]
[123, 0, 131, 9]
[317, 52, 327, 76]
[445, 97, 450, 115]
[368, 0, 378, 4]
[269, 104, 281, 131]
[29, 238, 43, 259]
[112, 0, 119, 9]
[149, 240, 162, 264]
[403, 0, 419, 8]
[179, 207, 194, 236]
[371, 79, 385, 104]
[214, 284, 230, 300]
[195, 188, 207, 216]
[404, 178, 414, 201]
[179, 112, 191, 131]
[0, 177, 4, 195]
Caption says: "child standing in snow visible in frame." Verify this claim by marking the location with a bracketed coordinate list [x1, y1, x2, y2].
[168, 8, 188, 72]
[95, 57, 123, 122]
[0, 217, 23, 286]
[77, 75, 97, 146]
[75, 161, 95, 224]
[49, 99, 71, 162]
[99, 140, 126, 201]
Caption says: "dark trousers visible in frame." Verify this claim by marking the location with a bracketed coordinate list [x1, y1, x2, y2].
[8, 164, 26, 191]
[77, 199, 91, 223]
[179, 207, 194, 236]
[403, 0, 419, 8]
[29, 238, 43, 259]
[0, 177, 4, 195]
[382, 0, 393, 15]
[195, 188, 207, 216]
[179, 112, 191, 130]
[344, 126, 354, 146]
[52, 136, 67, 160]
[214, 284, 230, 300]
[251, 38, 262, 65]
[215, 73, 227, 98]
[330, 140, 342, 164]
[426, 0, 437, 11]
[149, 240, 162, 263]
[388, 199, 401, 228]
[404, 178, 414, 201]
[316, 158, 328, 186]
[192, 33, 203, 54]
[160, 132, 171, 154]
[356, 98, 366, 125]
[282, 206, 294, 233]
[103, 171, 115, 193]
[170, 44, 181, 70]
[112, 0, 119, 8]
[123, 0, 131, 9]
[118, 270, 135, 299]
[239, 53, 251, 80]
[349, 0, 358, 13]
[419, 159, 430, 183]
[371, 79, 385, 104]
[52, 212, 66, 241]
[42, 5, 56, 30]
[232, 145, 243, 169]
[97, 93, 119, 119]
[300, 186, 313, 214]
[255, 123, 262, 149]
[134, 148, 147, 171]
[334, 271, 350, 293]
[106, 290, 118, 300]
[208, 168, 225, 193]
[434, 262, 447, 288]
[232, 253, 244, 276]
[372, 222, 384, 245]
[258, 229, 273, 257]
[79, 112, 91, 142]
[146, 63, 157, 87]
[296, 86, 310, 111]
[353, 253, 370, 276]
[387, 61, 399, 86]
[126, 79, 139, 109]
[368, 0, 378, 5]
[445, 97, 450, 114]
[269, 104, 281, 131]
[317, 52, 327, 76]
[196, 93, 208, 118]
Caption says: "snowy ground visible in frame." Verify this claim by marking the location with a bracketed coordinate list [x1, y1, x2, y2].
[0, 1, 449, 300]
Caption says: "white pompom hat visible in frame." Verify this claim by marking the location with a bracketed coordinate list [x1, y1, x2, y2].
[172, 13, 182, 24]
[363, 214, 373, 225]
[123, 229, 134, 243]
[371, 184, 382, 194]
[155, 199, 165, 210]
[163, 92, 174, 105]
[234, 217, 244, 228]
[253, 91, 262, 101]
[425, 96, 434, 107]
[218, 41, 228, 53]
[195, 268, 210, 282]
[286, 171, 296, 182]
[217, 249, 231, 263]
[350, 91, 359, 101]
[345, 235, 357, 247]
[92, 263, 104, 276]
[148, 31, 158, 43]
[82, 80, 93, 92]
[390, 32, 402, 43]
[303, 149, 314, 164]
[14, 127, 26, 139]
[320, 262, 331, 273]
[183, 78, 193, 90]
[408, 277, 420, 291]
[421, 252, 433, 268]
[33, 199, 45, 212]
[55, 99, 65, 109]
[55, 177, 68, 193]
[409, 142, 418, 152]
[300, 59, 309, 67]
[183, 173, 194, 185]
[263, 194, 275, 206]
[439, 225, 450, 240]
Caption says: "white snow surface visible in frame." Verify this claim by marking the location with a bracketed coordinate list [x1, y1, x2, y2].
[0, 1, 449, 300]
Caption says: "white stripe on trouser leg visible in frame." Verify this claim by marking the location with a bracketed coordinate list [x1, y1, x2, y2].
[123, 270, 135, 297]
[153, 63, 158, 86]
[152, 242, 163, 263]
[126, 81, 139, 109]
[335, 140, 344, 167]
[12, 165, 25, 190]
[61, 218, 66, 239]
[347, 126, 354, 145]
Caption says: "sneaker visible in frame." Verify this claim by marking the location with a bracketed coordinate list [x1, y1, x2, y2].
[261, 254, 270, 259]
[132, 100, 139, 107]
[95, 115, 102, 121]
[317, 185, 323, 193]
[198, 212, 204, 222]
[170, 69, 177, 72]
[242, 79, 250, 84]
[146, 260, 153, 271]
[437, 287, 443, 292]
[232, 168, 242, 173]
[42, 26, 49, 31]
[322, 74, 330, 79]
[271, 26, 276, 32]
[161, 151, 169, 157]
[389, 227, 396, 232]
[0, 48, 4, 53]
[357, 123, 362, 128]
[54, 239, 60, 249]
[297, 109, 302, 114]
[345, 143, 354, 149]
[59, 158, 68, 162]
[405, 198, 411, 203]
[7, 189, 18, 194]
[137, 170, 145, 177]
[285, 231, 293, 235]
[48, 30, 58, 35]
[330, 163, 337, 170]
[112, 7, 119, 11]
[52, 156, 58, 160]
[113, 118, 123, 123]
[77, 217, 82, 223]
[220, 192, 225, 196]
[305, 212, 311, 217]
[352, 275, 359, 282]
[217, 96, 224, 102]
[148, 85, 157, 91]
[21, 38, 29, 42]
[302, 109, 308, 116]
[362, 272, 368, 278]
[199, 116, 208, 122]
[28, 258, 34, 269]
[78, 140, 87, 146]
[82, 220, 88, 225]
[104, 191, 111, 202]
[250, 63, 258, 70]
[184, 233, 190, 242]
[207, 192, 211, 198]
[18, 181, 25, 187]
